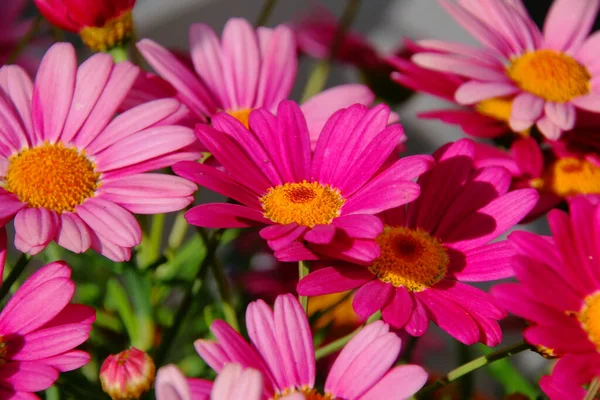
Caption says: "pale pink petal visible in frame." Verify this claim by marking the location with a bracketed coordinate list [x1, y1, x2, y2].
[76, 198, 141, 248]
[455, 81, 519, 105]
[32, 43, 76, 143]
[359, 365, 428, 400]
[98, 173, 195, 214]
[535, 115, 562, 140]
[212, 363, 263, 400]
[194, 340, 231, 372]
[156, 365, 192, 400]
[412, 53, 508, 81]
[0, 361, 58, 392]
[0, 65, 34, 145]
[13, 208, 59, 255]
[509, 92, 544, 131]
[571, 93, 600, 112]
[296, 266, 374, 296]
[542, 0, 600, 52]
[575, 31, 600, 69]
[544, 102, 576, 131]
[56, 212, 92, 254]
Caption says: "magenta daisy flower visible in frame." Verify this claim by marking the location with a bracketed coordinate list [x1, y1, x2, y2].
[298, 139, 539, 345]
[413, 0, 600, 140]
[0, 260, 95, 398]
[174, 101, 431, 263]
[195, 293, 428, 399]
[0, 43, 200, 261]
[492, 197, 600, 398]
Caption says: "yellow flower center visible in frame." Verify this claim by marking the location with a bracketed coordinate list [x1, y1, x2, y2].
[369, 226, 449, 292]
[530, 157, 600, 198]
[3, 143, 100, 213]
[507, 50, 591, 103]
[475, 97, 530, 136]
[260, 181, 345, 228]
[227, 108, 252, 129]
[79, 10, 134, 52]
[578, 291, 600, 350]
[272, 387, 337, 400]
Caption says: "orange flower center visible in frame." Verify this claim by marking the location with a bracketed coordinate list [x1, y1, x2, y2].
[530, 157, 600, 198]
[272, 387, 337, 400]
[507, 50, 591, 103]
[369, 226, 449, 292]
[578, 291, 600, 350]
[79, 10, 134, 52]
[227, 108, 253, 129]
[260, 181, 345, 227]
[3, 143, 100, 213]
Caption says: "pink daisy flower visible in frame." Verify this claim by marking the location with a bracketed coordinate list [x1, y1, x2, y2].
[173, 101, 431, 263]
[413, 0, 600, 140]
[298, 139, 539, 345]
[492, 197, 600, 399]
[195, 293, 428, 399]
[0, 260, 95, 398]
[0, 42, 200, 261]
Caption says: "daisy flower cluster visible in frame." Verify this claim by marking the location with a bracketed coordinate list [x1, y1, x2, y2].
[0, 0, 597, 399]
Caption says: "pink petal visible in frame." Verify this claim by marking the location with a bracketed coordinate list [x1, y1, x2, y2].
[575, 31, 600, 69]
[353, 280, 394, 320]
[412, 53, 508, 81]
[56, 212, 91, 254]
[76, 198, 141, 248]
[431, 281, 504, 320]
[0, 361, 58, 392]
[509, 92, 544, 131]
[571, 93, 600, 113]
[455, 81, 520, 105]
[381, 287, 414, 330]
[212, 363, 263, 400]
[450, 241, 515, 281]
[11, 323, 92, 360]
[359, 365, 428, 400]
[331, 215, 383, 239]
[0, 189, 25, 225]
[89, 230, 131, 262]
[404, 297, 429, 337]
[296, 266, 374, 296]
[185, 203, 269, 228]
[264, 225, 307, 251]
[542, 0, 600, 52]
[0, 228, 5, 281]
[535, 115, 562, 140]
[194, 340, 231, 372]
[544, 102, 576, 131]
[155, 365, 192, 400]
[13, 208, 59, 255]
[0, 65, 34, 146]
[511, 137, 544, 177]
[38, 350, 90, 372]
[303, 224, 336, 245]
[32, 43, 76, 143]
[275, 101, 311, 182]
[44, 303, 95, 327]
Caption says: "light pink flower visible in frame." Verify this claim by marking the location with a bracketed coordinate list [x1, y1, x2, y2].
[195, 294, 428, 400]
[492, 197, 600, 399]
[0, 260, 95, 398]
[298, 139, 539, 345]
[413, 0, 600, 140]
[174, 101, 429, 263]
[0, 42, 200, 261]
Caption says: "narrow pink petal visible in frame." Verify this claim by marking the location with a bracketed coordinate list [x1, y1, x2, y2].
[359, 365, 428, 400]
[188, 378, 212, 400]
[265, 225, 308, 251]
[156, 365, 192, 400]
[455, 81, 520, 105]
[381, 287, 414, 330]
[13, 208, 59, 255]
[274, 294, 315, 388]
[11, 323, 91, 360]
[221, 19, 260, 109]
[0, 91, 33, 153]
[273, 242, 320, 262]
[542, 0, 599, 52]
[60, 53, 113, 143]
[38, 350, 90, 372]
[0, 189, 25, 225]
[296, 266, 374, 296]
[509, 92, 544, 131]
[194, 340, 231, 372]
[255, 25, 297, 110]
[212, 363, 263, 400]
[0, 361, 58, 392]
[86, 98, 182, 154]
[450, 241, 515, 281]
[418, 109, 508, 139]
[353, 280, 394, 320]
[98, 173, 195, 214]
[275, 101, 311, 182]
[0, 278, 73, 335]
[89, 230, 131, 262]
[56, 212, 92, 254]
[404, 296, 429, 337]
[137, 39, 217, 119]
[331, 215, 383, 239]
[412, 53, 508, 81]
[189, 23, 228, 109]
[535, 115, 562, 140]
[431, 281, 504, 320]
[76, 198, 141, 248]
[185, 203, 269, 228]
[544, 102, 576, 131]
[0, 65, 34, 145]
[309, 238, 380, 265]
[32, 43, 76, 143]
[7, 261, 70, 297]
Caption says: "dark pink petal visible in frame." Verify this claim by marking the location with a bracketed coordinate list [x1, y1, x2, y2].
[76, 198, 141, 248]
[512, 137, 544, 177]
[566, 197, 600, 286]
[275, 101, 311, 182]
[56, 212, 91, 254]
[37, 350, 90, 372]
[185, 203, 269, 228]
[259, 223, 299, 240]
[359, 365, 428, 400]
[310, 237, 380, 264]
[43, 304, 96, 328]
[0, 361, 58, 392]
[352, 280, 394, 320]
[273, 242, 320, 262]
[0, 228, 5, 281]
[524, 325, 595, 353]
[450, 241, 515, 281]
[381, 287, 414, 330]
[404, 295, 429, 337]
[264, 225, 307, 251]
[11, 324, 92, 360]
[331, 215, 383, 239]
[0, 190, 26, 225]
[13, 208, 59, 255]
[9, 262, 70, 296]
[508, 231, 560, 270]
[431, 281, 504, 319]
[296, 266, 374, 296]
[304, 224, 336, 245]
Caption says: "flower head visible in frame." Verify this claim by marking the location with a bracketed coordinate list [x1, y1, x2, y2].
[0, 261, 95, 398]
[174, 101, 431, 263]
[412, 0, 600, 140]
[100, 347, 156, 400]
[298, 139, 539, 345]
[0, 43, 199, 261]
[194, 293, 428, 399]
[34, 0, 135, 51]
[492, 197, 600, 398]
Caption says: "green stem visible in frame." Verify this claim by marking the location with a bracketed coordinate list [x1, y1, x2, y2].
[584, 377, 600, 400]
[415, 341, 532, 398]
[153, 229, 223, 366]
[0, 254, 31, 302]
[315, 312, 380, 360]
[211, 257, 240, 332]
[457, 343, 473, 399]
[167, 211, 189, 253]
[298, 260, 310, 313]
[300, 0, 362, 101]
[7, 15, 43, 64]
[255, 0, 279, 27]
[148, 213, 166, 263]
[108, 45, 129, 63]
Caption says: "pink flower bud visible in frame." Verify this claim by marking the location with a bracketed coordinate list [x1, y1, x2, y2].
[100, 347, 156, 400]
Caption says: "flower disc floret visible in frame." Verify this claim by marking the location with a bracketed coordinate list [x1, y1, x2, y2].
[507, 50, 591, 103]
[369, 226, 449, 292]
[227, 108, 252, 129]
[578, 291, 600, 351]
[4, 143, 99, 213]
[530, 157, 600, 197]
[79, 10, 134, 52]
[261, 181, 345, 227]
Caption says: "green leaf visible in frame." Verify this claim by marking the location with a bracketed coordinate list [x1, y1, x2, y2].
[106, 279, 138, 344]
[477, 344, 538, 398]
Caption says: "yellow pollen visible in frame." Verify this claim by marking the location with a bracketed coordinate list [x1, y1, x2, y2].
[3, 143, 100, 213]
[578, 291, 600, 350]
[271, 387, 337, 400]
[533, 345, 557, 359]
[530, 157, 600, 198]
[260, 181, 345, 227]
[369, 226, 449, 292]
[475, 96, 530, 136]
[227, 108, 252, 129]
[79, 10, 134, 52]
[507, 50, 591, 103]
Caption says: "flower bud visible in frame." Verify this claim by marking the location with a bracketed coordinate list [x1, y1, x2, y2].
[100, 347, 156, 400]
